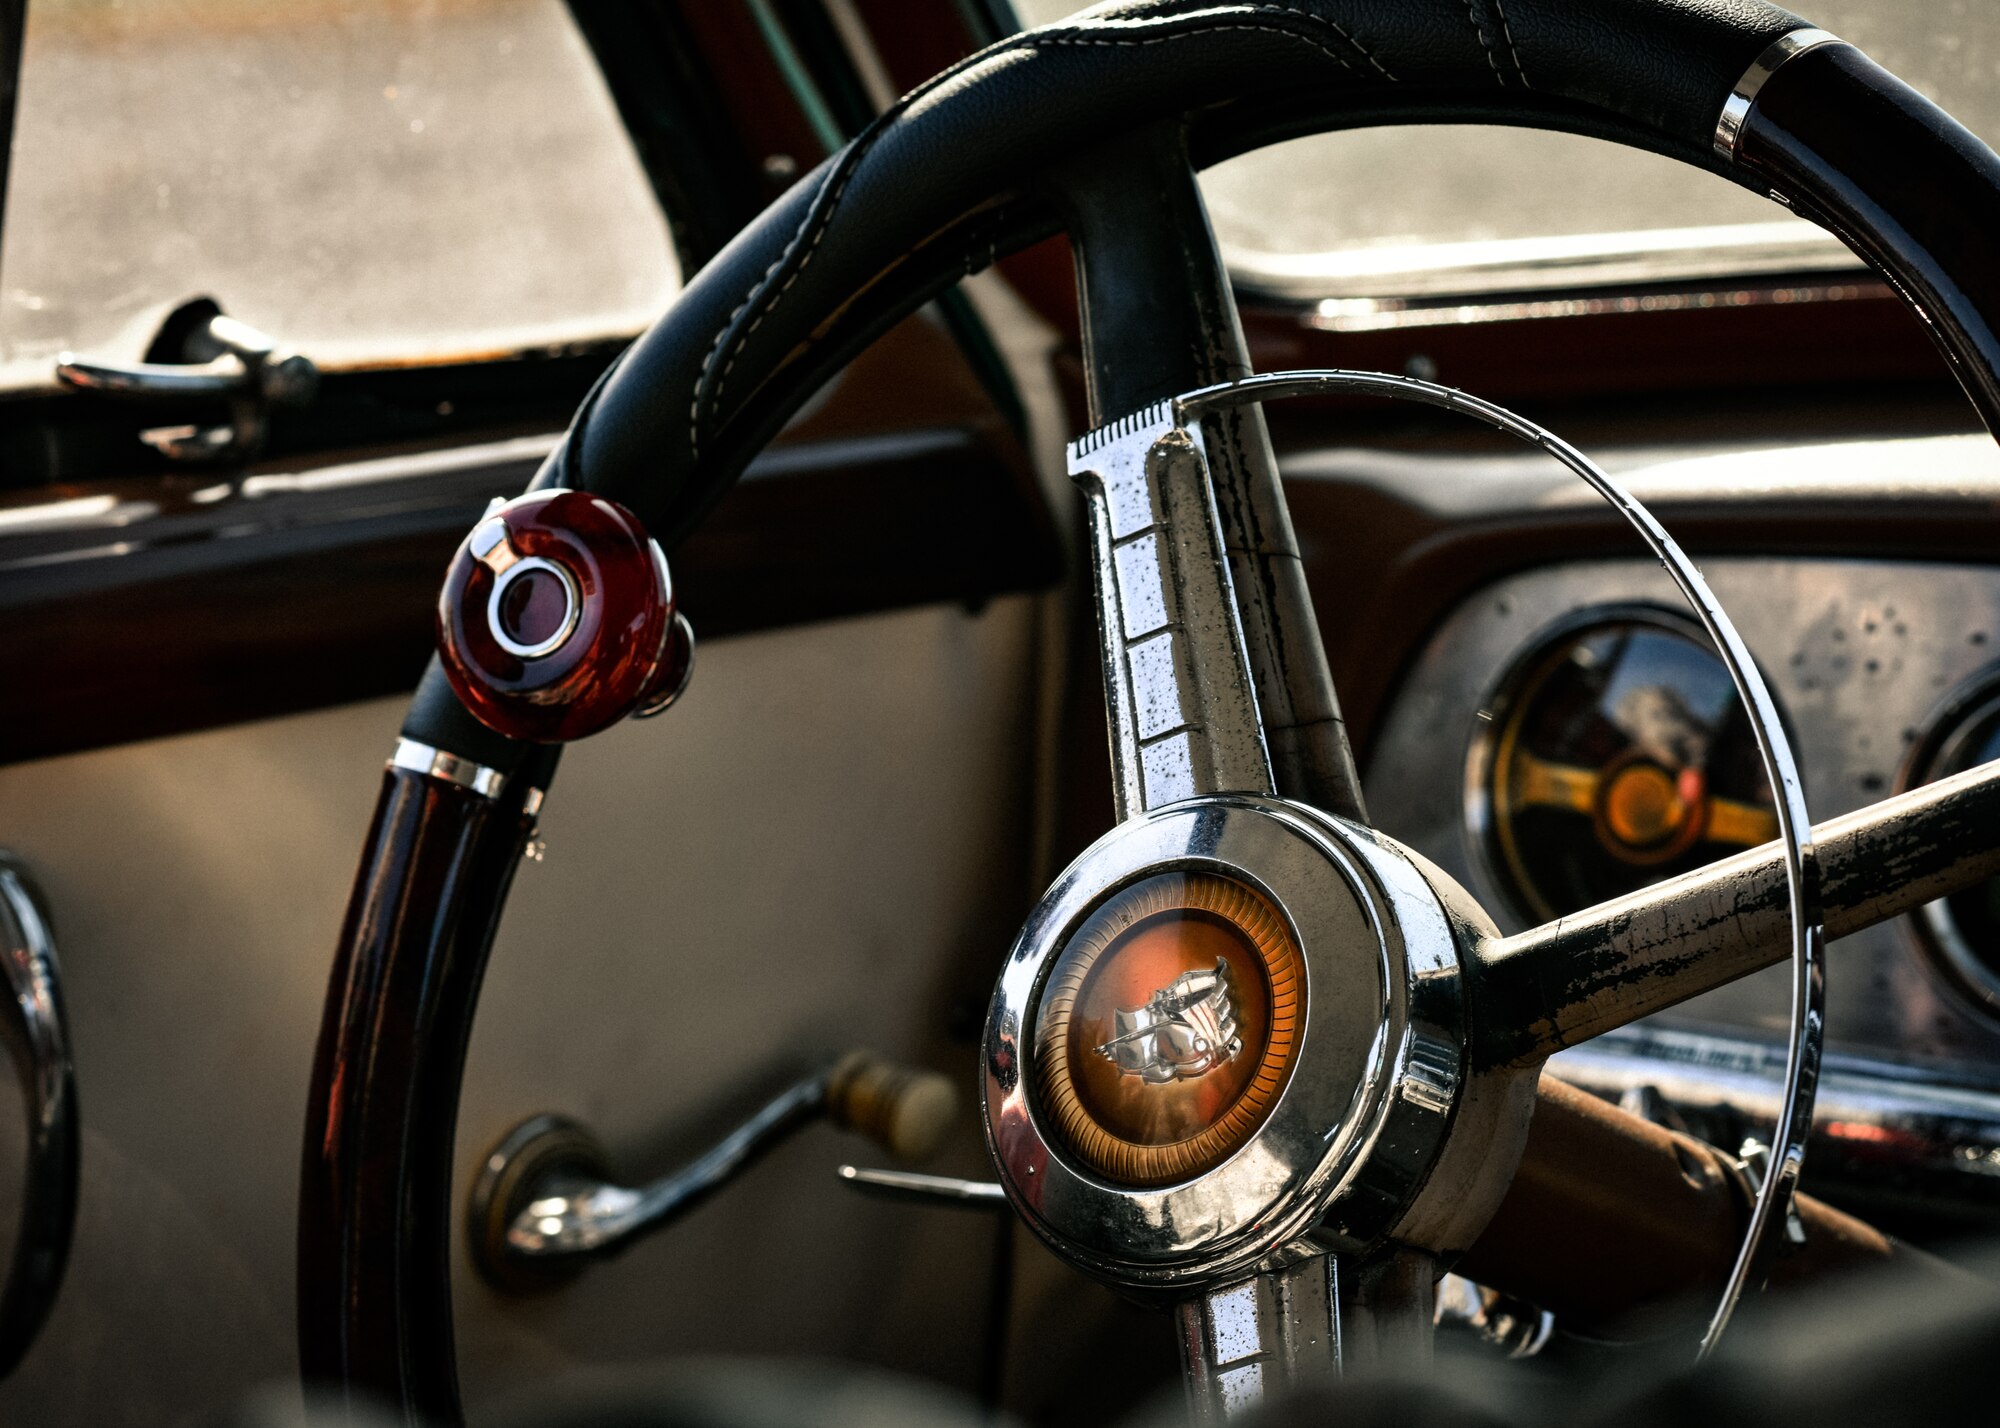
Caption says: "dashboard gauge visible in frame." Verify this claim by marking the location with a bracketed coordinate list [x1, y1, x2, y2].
[1467, 608, 1781, 925]
[1905, 670, 2000, 1018]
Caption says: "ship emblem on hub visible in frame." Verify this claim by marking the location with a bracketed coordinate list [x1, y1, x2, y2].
[1094, 959, 1243, 1083]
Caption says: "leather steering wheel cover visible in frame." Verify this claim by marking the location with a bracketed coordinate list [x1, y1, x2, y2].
[541, 0, 1812, 545]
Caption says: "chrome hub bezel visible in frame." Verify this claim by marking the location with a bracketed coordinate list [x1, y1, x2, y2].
[981, 794, 1465, 1292]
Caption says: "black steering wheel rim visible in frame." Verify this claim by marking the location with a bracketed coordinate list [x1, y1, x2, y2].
[300, 4, 2000, 1422]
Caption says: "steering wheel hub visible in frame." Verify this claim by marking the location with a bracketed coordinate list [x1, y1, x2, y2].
[984, 795, 1477, 1291]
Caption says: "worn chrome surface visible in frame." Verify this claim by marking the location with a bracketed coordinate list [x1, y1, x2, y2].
[1179, 368, 1823, 1352]
[1176, 1259, 1337, 1421]
[0, 853, 78, 1378]
[1553, 1024, 2000, 1215]
[1900, 670, 2000, 1018]
[388, 738, 506, 799]
[1066, 407, 1273, 818]
[1715, 27, 1846, 160]
[1369, 554, 2000, 1069]
[983, 794, 1465, 1289]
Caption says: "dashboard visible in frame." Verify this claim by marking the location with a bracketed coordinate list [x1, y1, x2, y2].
[1357, 431, 2000, 1225]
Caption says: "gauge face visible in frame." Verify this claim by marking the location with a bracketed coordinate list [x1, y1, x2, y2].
[1908, 677, 2000, 1017]
[1470, 611, 1780, 924]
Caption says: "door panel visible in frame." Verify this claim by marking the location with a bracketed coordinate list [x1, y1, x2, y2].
[0, 594, 1041, 1422]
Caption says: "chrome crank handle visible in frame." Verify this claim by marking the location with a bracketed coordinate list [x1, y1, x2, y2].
[470, 1050, 955, 1290]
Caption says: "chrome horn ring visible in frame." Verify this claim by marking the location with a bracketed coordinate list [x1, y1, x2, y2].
[986, 370, 1823, 1360]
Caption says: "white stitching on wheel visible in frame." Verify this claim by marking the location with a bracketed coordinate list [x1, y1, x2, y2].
[698, 150, 868, 458]
[1463, 0, 1505, 85]
[1490, 0, 1530, 87]
[1241, 3, 1397, 81]
[1035, 24, 1355, 70]
[689, 6, 1405, 464]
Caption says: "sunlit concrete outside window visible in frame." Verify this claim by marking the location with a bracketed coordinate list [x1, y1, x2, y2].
[0, 0, 679, 391]
[1013, 1, 2000, 293]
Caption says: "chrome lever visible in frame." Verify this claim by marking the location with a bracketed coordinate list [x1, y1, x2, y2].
[56, 304, 319, 463]
[470, 1051, 957, 1290]
[835, 1165, 1006, 1209]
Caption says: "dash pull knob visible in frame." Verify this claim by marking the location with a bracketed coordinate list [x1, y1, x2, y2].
[825, 1052, 959, 1163]
[437, 489, 691, 742]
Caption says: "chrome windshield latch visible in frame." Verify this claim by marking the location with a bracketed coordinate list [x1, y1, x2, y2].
[55, 297, 319, 464]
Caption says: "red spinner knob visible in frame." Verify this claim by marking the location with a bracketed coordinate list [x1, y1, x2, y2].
[436, 489, 692, 742]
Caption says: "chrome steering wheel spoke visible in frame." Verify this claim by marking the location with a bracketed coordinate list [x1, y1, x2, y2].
[1177, 1252, 1437, 1422]
[1052, 123, 1367, 825]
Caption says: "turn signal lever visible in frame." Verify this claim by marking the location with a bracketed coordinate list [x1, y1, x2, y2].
[470, 1051, 957, 1291]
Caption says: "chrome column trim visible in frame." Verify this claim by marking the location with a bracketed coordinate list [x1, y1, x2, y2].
[1714, 27, 1845, 160]
[1066, 405, 1274, 818]
[388, 738, 507, 799]
[1177, 1259, 1338, 1421]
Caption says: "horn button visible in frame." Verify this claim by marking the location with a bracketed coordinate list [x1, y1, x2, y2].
[984, 796, 1478, 1290]
[1035, 871, 1302, 1187]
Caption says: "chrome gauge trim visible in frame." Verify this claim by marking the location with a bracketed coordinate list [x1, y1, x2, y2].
[1898, 664, 2000, 1020]
[389, 738, 507, 799]
[1176, 369, 1821, 1356]
[1714, 27, 1845, 160]
[1460, 602, 1715, 928]
[982, 794, 1464, 1293]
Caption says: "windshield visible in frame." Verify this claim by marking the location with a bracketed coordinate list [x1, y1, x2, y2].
[1012, 1, 2000, 294]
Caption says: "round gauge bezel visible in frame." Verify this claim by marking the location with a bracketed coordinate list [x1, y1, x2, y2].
[1897, 661, 2000, 1022]
[1463, 602, 1780, 930]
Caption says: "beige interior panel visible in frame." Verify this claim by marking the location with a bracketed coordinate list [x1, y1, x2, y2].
[0, 594, 1042, 1424]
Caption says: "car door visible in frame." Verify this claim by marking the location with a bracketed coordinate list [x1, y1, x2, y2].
[0, 2, 1060, 1420]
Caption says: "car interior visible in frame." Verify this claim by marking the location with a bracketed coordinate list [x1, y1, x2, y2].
[2, 1, 2000, 1424]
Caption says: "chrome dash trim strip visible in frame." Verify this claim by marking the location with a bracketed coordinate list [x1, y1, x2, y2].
[389, 738, 506, 799]
[1552, 1027, 2000, 1210]
[1715, 27, 1845, 161]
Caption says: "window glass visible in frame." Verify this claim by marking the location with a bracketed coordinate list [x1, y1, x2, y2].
[0, 0, 678, 390]
[1012, 1, 2000, 290]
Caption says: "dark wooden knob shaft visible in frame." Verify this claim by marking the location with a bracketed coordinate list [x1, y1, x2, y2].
[436, 489, 679, 742]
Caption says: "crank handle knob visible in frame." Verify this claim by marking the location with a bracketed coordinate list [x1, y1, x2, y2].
[825, 1051, 959, 1163]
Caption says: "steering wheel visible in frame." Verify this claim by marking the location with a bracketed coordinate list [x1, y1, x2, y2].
[296, 2, 2000, 1422]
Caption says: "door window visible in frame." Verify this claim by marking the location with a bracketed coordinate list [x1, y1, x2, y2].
[0, 0, 678, 391]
